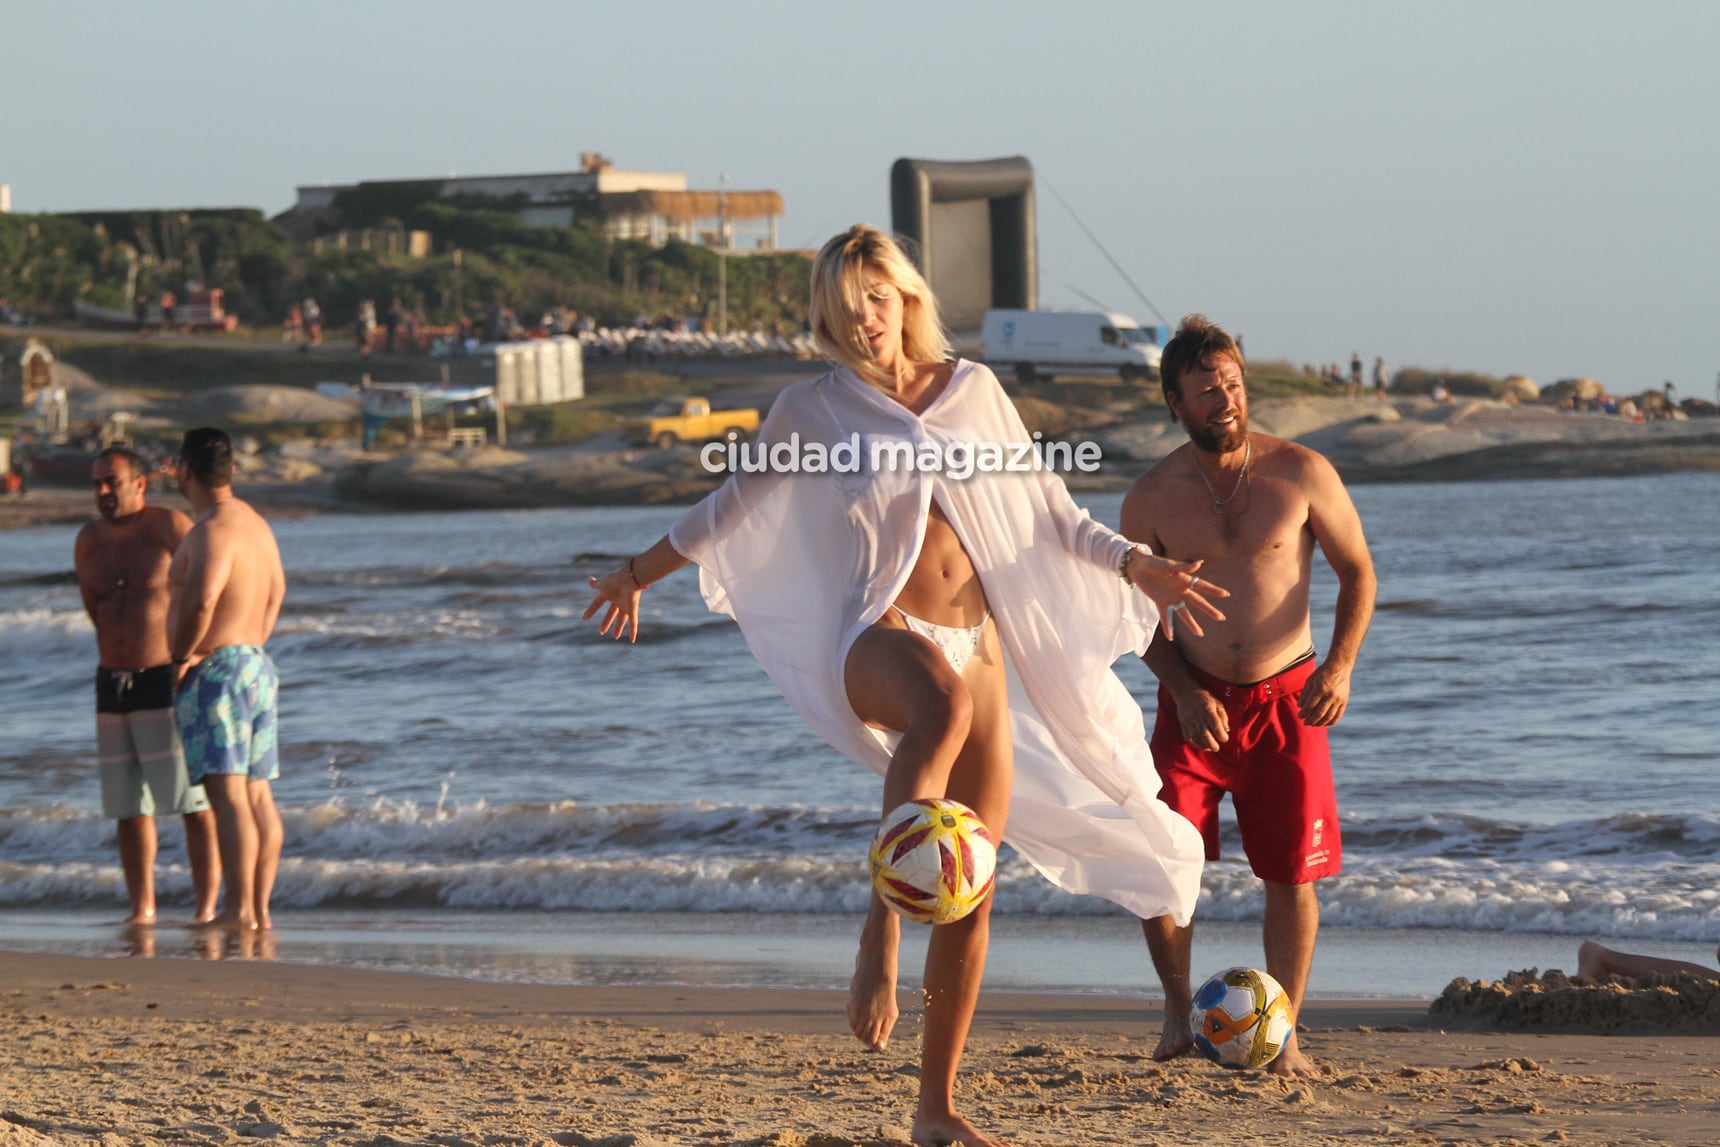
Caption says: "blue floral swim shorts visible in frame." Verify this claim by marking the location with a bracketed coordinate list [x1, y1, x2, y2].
[173, 645, 280, 783]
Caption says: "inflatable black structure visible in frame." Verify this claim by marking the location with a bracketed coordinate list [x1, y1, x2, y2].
[890, 156, 1036, 333]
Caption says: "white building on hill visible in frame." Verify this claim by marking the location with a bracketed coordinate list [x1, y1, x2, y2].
[284, 153, 782, 249]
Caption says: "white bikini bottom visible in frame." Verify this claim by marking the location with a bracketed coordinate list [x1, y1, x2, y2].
[890, 606, 990, 676]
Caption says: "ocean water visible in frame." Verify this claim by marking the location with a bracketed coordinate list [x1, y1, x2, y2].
[2, 472, 1717, 999]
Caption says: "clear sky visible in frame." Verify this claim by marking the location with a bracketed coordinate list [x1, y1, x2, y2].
[6, 0, 1717, 392]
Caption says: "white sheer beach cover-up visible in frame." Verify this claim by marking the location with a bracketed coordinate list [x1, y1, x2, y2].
[669, 360, 1205, 924]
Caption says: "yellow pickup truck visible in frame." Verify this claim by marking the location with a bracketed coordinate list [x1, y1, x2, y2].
[630, 396, 761, 449]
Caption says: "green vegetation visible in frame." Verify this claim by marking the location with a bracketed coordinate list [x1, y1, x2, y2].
[2, 329, 432, 397]
[0, 212, 159, 314]
[504, 405, 621, 446]
[0, 197, 813, 335]
[1239, 358, 1340, 399]
[1010, 357, 1340, 406]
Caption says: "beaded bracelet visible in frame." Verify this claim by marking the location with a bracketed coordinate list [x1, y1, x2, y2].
[627, 557, 652, 591]
[1117, 544, 1146, 581]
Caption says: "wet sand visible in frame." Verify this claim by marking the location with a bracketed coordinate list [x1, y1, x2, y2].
[2, 950, 1715, 1146]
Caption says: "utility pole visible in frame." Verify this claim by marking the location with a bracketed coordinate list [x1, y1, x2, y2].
[717, 173, 728, 334]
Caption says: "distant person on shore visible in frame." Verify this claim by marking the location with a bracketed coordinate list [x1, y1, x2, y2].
[1577, 940, 1719, 983]
[1121, 315, 1377, 1078]
[75, 446, 221, 925]
[356, 299, 377, 356]
[282, 303, 303, 345]
[585, 224, 1217, 1147]
[1373, 357, 1388, 403]
[302, 298, 323, 348]
[168, 428, 288, 932]
[159, 291, 177, 335]
[1349, 352, 1363, 400]
[402, 306, 421, 353]
[1431, 381, 1453, 404]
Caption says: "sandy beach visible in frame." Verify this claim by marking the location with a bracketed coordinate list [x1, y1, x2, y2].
[2, 951, 1715, 1146]
[7, 367, 1717, 1146]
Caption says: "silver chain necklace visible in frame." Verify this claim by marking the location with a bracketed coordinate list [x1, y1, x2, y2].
[1193, 435, 1251, 509]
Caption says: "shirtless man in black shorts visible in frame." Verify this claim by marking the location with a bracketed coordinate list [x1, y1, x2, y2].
[1122, 315, 1377, 1076]
[75, 446, 220, 924]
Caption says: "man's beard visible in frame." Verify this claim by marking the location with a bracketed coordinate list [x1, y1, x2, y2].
[96, 497, 119, 520]
[1184, 411, 1249, 455]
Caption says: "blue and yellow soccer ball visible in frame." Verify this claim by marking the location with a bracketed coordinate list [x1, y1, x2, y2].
[868, 798, 998, 925]
[1191, 966, 1295, 1069]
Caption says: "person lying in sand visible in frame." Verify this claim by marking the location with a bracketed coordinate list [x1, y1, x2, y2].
[1576, 940, 1720, 983]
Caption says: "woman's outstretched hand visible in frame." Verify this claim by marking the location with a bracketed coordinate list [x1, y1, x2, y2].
[584, 567, 644, 643]
[1123, 550, 1230, 641]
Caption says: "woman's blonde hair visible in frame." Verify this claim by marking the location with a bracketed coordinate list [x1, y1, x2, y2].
[808, 224, 951, 385]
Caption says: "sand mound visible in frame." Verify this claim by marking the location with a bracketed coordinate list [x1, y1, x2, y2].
[45, 362, 154, 419]
[51, 362, 104, 393]
[1431, 967, 1720, 1033]
[181, 384, 358, 422]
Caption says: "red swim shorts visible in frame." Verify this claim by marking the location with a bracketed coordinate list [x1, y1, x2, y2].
[1150, 656, 1341, 885]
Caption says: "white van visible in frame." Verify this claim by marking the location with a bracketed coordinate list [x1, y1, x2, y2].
[981, 308, 1162, 385]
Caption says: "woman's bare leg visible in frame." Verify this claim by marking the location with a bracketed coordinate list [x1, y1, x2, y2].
[843, 625, 973, 1052]
[849, 890, 902, 1050]
[845, 619, 1013, 1145]
[912, 623, 1012, 1147]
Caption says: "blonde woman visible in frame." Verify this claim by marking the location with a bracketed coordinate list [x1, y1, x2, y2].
[586, 225, 1222, 1146]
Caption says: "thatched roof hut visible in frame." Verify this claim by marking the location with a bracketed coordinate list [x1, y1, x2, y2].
[596, 189, 785, 222]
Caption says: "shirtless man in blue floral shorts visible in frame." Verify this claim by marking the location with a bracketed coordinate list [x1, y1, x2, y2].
[168, 428, 288, 931]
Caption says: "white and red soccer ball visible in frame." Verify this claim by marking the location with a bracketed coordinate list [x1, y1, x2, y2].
[868, 798, 998, 925]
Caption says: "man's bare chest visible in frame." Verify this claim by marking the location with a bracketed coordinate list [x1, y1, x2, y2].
[1160, 488, 1307, 561]
[89, 539, 173, 609]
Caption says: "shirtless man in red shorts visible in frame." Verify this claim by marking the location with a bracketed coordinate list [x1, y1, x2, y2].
[1121, 315, 1377, 1076]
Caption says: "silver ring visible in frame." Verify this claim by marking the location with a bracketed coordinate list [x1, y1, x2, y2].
[1187, 576, 1201, 595]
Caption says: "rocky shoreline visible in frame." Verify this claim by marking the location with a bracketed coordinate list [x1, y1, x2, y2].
[263, 393, 1720, 515]
[7, 388, 1717, 530]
